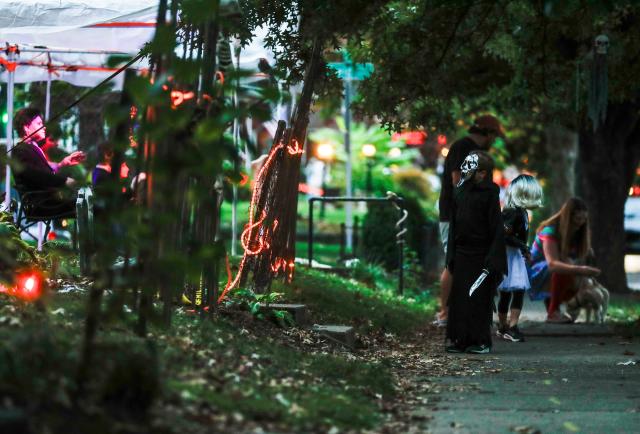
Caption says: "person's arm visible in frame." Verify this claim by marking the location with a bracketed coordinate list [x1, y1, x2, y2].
[12, 147, 69, 190]
[542, 238, 600, 276]
[52, 151, 86, 173]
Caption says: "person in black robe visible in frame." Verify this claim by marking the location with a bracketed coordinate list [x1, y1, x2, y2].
[445, 151, 507, 354]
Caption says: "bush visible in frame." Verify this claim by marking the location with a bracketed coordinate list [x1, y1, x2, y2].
[392, 167, 432, 200]
[362, 202, 400, 270]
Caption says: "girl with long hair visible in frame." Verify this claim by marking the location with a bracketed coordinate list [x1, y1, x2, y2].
[529, 198, 601, 323]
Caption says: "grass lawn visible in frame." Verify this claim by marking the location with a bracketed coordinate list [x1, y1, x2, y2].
[0, 263, 435, 433]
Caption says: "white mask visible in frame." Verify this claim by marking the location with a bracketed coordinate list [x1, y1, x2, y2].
[458, 153, 479, 186]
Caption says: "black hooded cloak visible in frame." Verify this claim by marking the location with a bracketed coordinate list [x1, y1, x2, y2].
[445, 178, 507, 349]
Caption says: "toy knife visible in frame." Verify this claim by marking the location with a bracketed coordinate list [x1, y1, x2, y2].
[469, 269, 490, 296]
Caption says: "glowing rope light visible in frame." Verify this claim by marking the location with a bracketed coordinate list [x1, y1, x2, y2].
[170, 90, 195, 108]
[287, 139, 304, 155]
[240, 211, 270, 255]
[219, 135, 303, 303]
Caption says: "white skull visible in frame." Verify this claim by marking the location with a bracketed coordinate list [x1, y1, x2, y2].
[460, 153, 479, 179]
[594, 35, 609, 55]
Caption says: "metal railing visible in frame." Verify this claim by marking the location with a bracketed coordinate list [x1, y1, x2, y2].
[307, 194, 407, 294]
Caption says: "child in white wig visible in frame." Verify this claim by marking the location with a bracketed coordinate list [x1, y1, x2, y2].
[497, 174, 543, 342]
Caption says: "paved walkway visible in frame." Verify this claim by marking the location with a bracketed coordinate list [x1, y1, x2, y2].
[423, 299, 640, 434]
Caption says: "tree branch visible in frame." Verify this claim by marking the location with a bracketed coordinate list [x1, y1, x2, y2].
[434, 1, 475, 69]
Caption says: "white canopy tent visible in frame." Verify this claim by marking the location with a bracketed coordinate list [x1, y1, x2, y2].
[0, 1, 158, 216]
[0, 1, 276, 252]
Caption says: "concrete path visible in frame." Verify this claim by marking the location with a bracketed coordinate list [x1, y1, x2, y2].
[423, 300, 640, 434]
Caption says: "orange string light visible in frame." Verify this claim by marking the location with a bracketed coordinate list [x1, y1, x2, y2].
[218, 134, 305, 303]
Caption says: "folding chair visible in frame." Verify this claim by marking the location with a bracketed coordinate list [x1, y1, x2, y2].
[14, 188, 76, 251]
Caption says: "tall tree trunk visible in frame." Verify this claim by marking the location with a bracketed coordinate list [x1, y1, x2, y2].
[545, 124, 578, 212]
[578, 101, 640, 293]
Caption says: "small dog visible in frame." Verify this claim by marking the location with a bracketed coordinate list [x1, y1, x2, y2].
[566, 277, 610, 323]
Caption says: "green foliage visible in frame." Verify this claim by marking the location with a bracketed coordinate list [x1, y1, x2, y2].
[232, 288, 295, 327]
[352, 1, 640, 131]
[308, 117, 422, 194]
[0, 300, 160, 432]
[362, 202, 400, 270]
[0, 213, 37, 284]
[361, 194, 432, 272]
[607, 300, 640, 324]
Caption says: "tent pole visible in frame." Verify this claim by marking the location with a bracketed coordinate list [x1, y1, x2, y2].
[45, 66, 52, 121]
[37, 66, 53, 251]
[3, 48, 16, 212]
[231, 42, 241, 256]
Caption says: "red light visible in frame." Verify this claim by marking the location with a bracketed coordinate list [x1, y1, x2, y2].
[391, 131, 426, 146]
[47, 232, 56, 241]
[120, 162, 130, 179]
[437, 134, 447, 146]
[12, 272, 43, 302]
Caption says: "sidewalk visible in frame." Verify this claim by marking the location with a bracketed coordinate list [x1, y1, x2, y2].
[421, 298, 640, 433]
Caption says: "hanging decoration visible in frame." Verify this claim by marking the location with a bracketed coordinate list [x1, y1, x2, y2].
[588, 34, 609, 131]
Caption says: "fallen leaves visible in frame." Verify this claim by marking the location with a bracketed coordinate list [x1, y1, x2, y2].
[511, 426, 541, 434]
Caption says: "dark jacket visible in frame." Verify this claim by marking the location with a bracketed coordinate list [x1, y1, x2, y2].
[11, 141, 67, 193]
[502, 207, 529, 254]
[446, 178, 507, 277]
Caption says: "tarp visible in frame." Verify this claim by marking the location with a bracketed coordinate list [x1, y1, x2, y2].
[0, 1, 275, 88]
[0, 0, 157, 88]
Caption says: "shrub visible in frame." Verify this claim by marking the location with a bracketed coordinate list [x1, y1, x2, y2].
[392, 167, 432, 200]
[362, 202, 402, 270]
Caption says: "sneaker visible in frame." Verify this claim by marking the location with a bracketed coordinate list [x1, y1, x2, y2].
[466, 344, 491, 354]
[503, 326, 525, 342]
[496, 325, 508, 338]
[445, 344, 465, 353]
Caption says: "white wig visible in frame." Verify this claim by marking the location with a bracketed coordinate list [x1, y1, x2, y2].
[504, 174, 543, 209]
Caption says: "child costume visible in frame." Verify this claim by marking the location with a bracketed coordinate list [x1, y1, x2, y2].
[498, 207, 530, 292]
[445, 178, 507, 351]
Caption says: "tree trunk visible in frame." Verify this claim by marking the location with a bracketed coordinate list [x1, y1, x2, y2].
[545, 124, 578, 212]
[578, 101, 640, 293]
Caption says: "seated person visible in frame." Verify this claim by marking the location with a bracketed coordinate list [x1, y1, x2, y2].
[11, 107, 85, 218]
[92, 141, 146, 208]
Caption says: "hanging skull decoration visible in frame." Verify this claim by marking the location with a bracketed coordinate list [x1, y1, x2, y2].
[458, 153, 479, 186]
[589, 34, 610, 131]
[594, 35, 609, 55]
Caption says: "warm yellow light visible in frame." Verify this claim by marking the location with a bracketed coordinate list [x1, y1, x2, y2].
[441, 148, 449, 157]
[388, 147, 402, 158]
[316, 143, 335, 161]
[362, 143, 377, 158]
[61, 219, 68, 228]
[456, 119, 465, 126]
